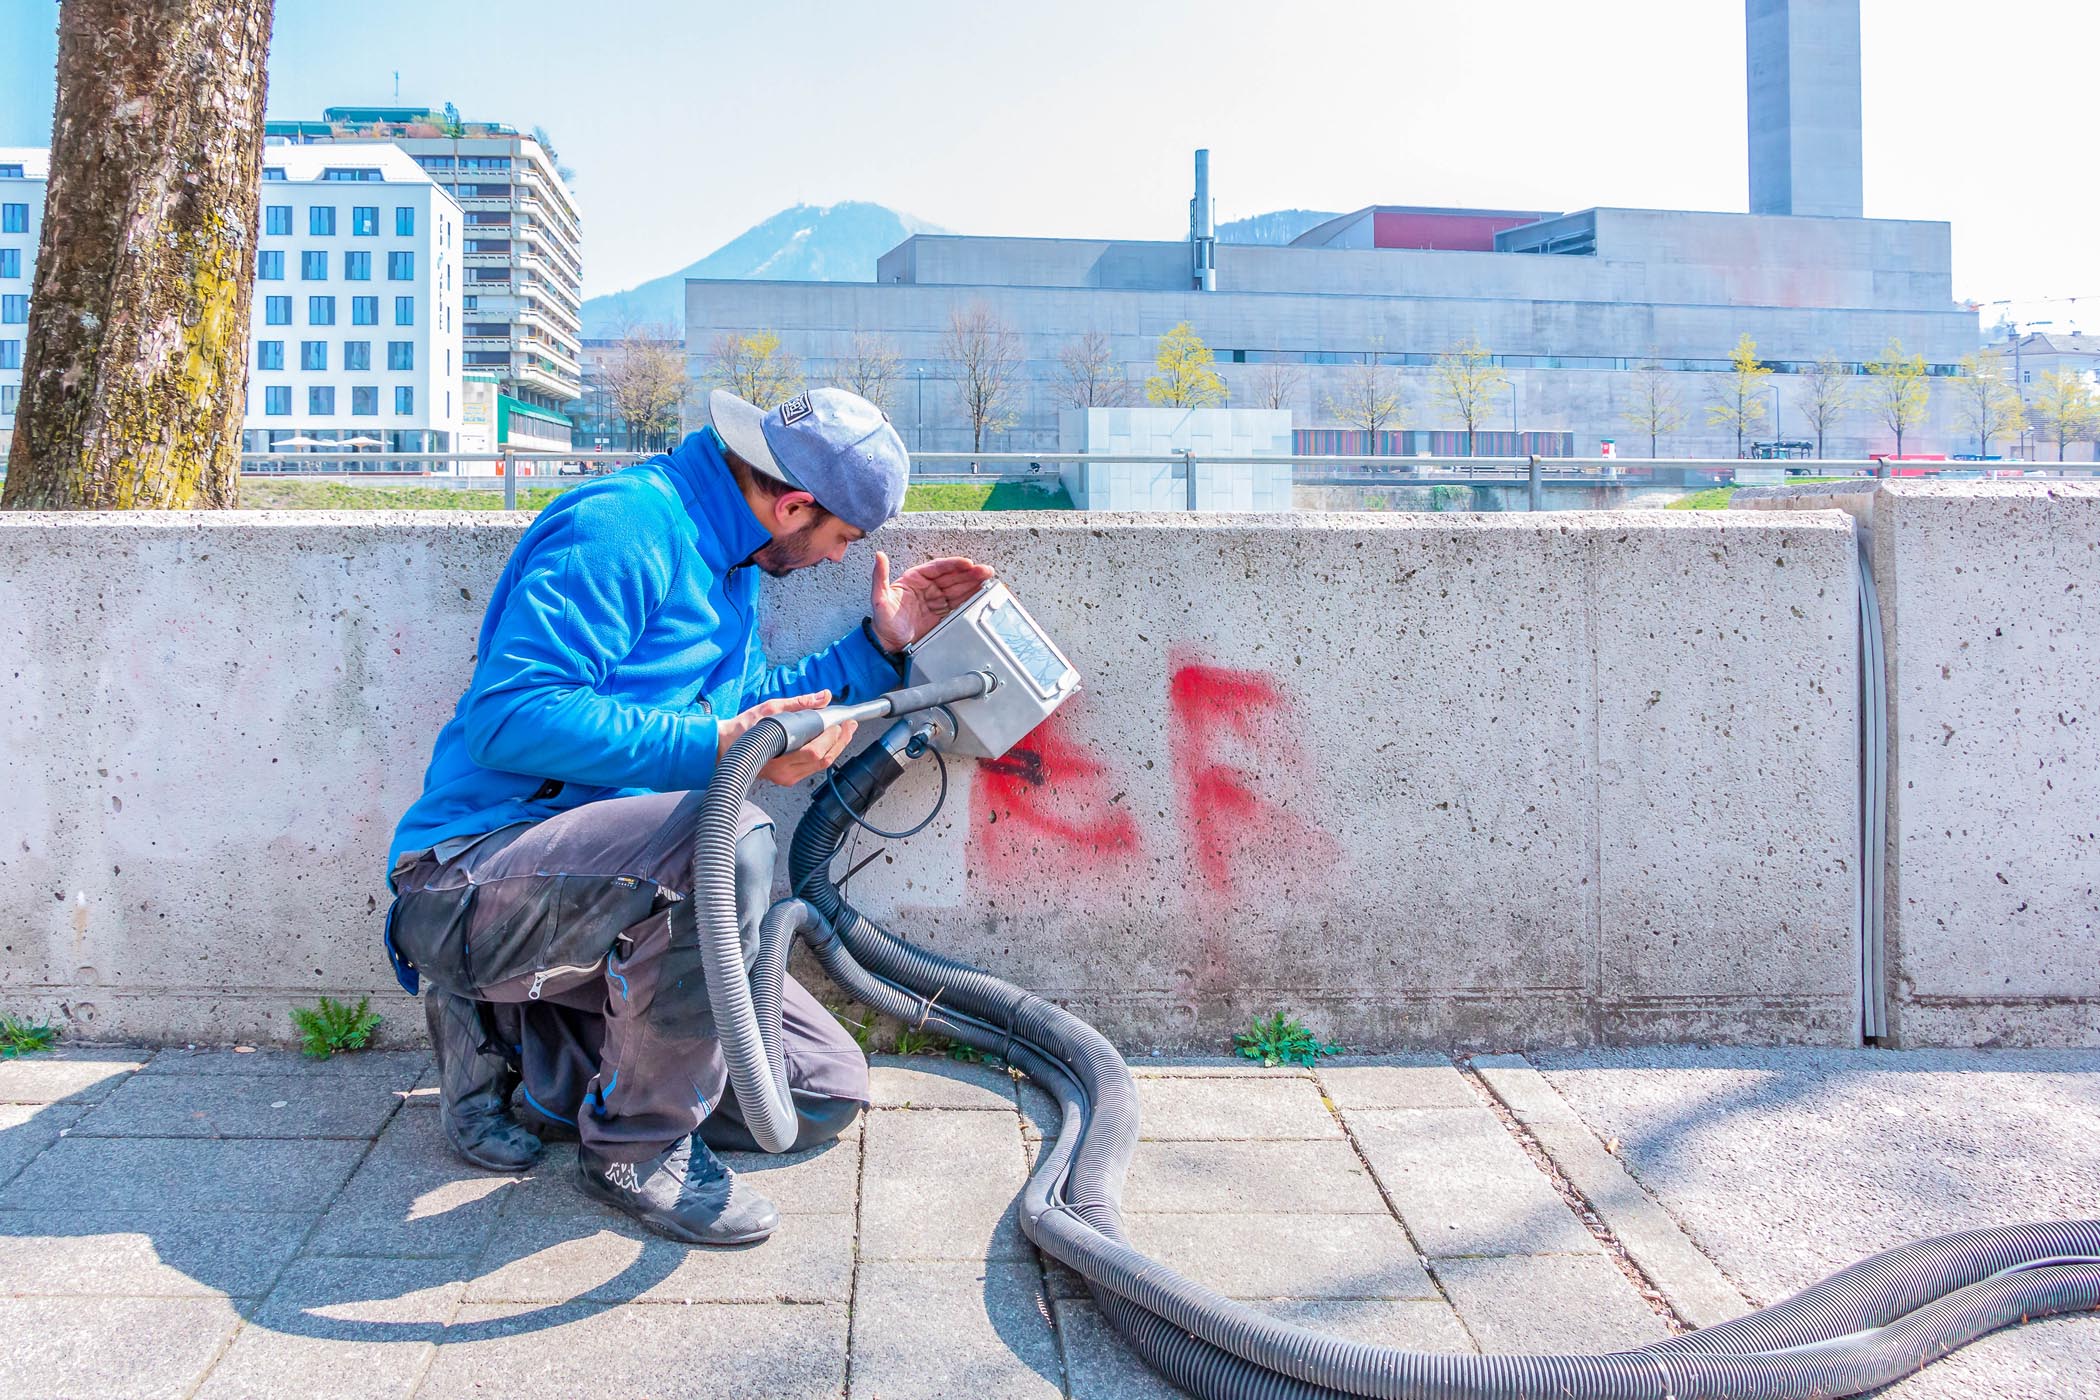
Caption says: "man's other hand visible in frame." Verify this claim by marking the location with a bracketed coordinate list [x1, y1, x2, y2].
[718, 691, 858, 786]
[870, 552, 998, 651]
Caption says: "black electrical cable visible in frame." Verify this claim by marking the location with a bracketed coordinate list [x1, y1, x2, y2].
[821, 738, 948, 840]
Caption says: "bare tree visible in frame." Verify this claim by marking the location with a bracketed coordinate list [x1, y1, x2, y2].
[706, 329, 803, 407]
[1247, 360, 1304, 411]
[1430, 337, 1509, 455]
[1050, 330, 1130, 408]
[1619, 355, 1687, 458]
[1323, 351, 1403, 455]
[942, 302, 1024, 454]
[1792, 356, 1856, 459]
[838, 332, 904, 414]
[600, 323, 689, 452]
[4, 0, 275, 510]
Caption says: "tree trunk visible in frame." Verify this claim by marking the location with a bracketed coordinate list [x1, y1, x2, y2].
[2, 0, 274, 511]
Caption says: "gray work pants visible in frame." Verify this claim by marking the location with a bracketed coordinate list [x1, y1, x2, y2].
[388, 790, 869, 1163]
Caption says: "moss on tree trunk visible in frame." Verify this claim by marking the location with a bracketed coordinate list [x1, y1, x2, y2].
[1, 0, 274, 511]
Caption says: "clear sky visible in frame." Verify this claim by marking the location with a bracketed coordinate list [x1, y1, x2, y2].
[2, 0, 2094, 327]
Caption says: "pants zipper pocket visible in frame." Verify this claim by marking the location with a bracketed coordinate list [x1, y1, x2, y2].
[527, 959, 604, 1000]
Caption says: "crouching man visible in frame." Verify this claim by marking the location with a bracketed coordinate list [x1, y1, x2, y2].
[383, 388, 992, 1245]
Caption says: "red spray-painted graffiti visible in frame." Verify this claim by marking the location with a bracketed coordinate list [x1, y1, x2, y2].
[969, 711, 1142, 883]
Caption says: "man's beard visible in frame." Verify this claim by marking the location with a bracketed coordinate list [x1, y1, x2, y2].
[752, 522, 827, 578]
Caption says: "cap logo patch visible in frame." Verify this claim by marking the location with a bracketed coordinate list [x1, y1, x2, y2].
[778, 393, 813, 426]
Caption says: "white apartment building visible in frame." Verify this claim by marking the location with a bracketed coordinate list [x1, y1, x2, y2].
[0, 147, 49, 442]
[244, 142, 462, 462]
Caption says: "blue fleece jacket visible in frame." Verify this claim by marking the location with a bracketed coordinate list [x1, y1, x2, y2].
[386, 429, 902, 882]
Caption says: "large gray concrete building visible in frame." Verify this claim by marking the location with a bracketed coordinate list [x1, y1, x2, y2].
[688, 0, 1982, 460]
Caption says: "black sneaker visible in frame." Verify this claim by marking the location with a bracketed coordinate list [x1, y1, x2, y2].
[425, 990, 542, 1171]
[578, 1134, 780, 1246]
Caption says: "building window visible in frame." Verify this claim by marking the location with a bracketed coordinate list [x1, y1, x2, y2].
[256, 249, 283, 280]
[265, 204, 292, 236]
[300, 340, 328, 371]
[0, 248, 19, 278]
[262, 167, 286, 182]
[309, 206, 336, 236]
[394, 296, 415, 326]
[387, 250, 415, 280]
[0, 340, 20, 370]
[344, 250, 371, 281]
[264, 295, 291, 325]
[255, 340, 284, 371]
[1, 294, 26, 324]
[1, 383, 16, 414]
[264, 385, 291, 415]
[0, 164, 21, 178]
[321, 167, 383, 182]
[395, 385, 414, 415]
[351, 296, 378, 325]
[344, 340, 370, 371]
[395, 207, 415, 237]
[463, 295, 477, 310]
[1, 204, 27, 234]
[308, 385, 335, 416]
[301, 249, 328, 280]
[308, 296, 336, 326]
[351, 385, 378, 416]
[352, 205, 378, 237]
[388, 340, 415, 371]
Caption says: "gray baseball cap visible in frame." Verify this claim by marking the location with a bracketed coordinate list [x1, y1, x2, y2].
[709, 387, 909, 533]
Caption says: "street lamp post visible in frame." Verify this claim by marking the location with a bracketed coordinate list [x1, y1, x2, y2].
[1768, 383, 1781, 453]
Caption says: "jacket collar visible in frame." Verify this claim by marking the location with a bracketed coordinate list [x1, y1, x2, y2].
[663, 429, 773, 574]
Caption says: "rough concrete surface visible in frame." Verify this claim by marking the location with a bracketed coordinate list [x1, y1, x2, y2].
[3, 510, 1859, 1050]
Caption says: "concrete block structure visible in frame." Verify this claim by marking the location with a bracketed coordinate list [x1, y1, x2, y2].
[1056, 407, 1292, 510]
[1747, 0, 1865, 219]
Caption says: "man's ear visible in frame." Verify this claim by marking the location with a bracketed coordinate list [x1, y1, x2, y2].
[771, 490, 821, 529]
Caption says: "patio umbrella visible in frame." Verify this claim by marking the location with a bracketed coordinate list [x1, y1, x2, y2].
[340, 436, 385, 448]
[275, 435, 324, 448]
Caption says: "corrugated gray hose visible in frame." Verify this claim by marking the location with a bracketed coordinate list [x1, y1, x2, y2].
[689, 719, 2100, 1399]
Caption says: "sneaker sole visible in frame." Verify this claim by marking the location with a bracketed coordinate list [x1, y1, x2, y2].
[576, 1158, 776, 1247]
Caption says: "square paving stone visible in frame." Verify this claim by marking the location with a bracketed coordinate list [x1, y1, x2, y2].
[1134, 1076, 1341, 1141]
[0, 1100, 82, 1191]
[146, 1047, 430, 1080]
[1319, 1059, 1479, 1111]
[1131, 1057, 1313, 1079]
[850, 1259, 1063, 1399]
[0, 1135, 365, 1213]
[1052, 1297, 1185, 1400]
[72, 1071, 403, 1139]
[1124, 1140, 1389, 1215]
[1018, 1080, 1065, 1142]
[1431, 1255, 1672, 1353]
[464, 1210, 854, 1304]
[1346, 1108, 1597, 1257]
[0, 1294, 245, 1399]
[0, 1048, 147, 1104]
[0, 1210, 311, 1297]
[420, 1300, 848, 1399]
[1251, 1297, 1475, 1350]
[1125, 1212, 1435, 1300]
[862, 1108, 1030, 1260]
[194, 1256, 466, 1400]
[718, 1122, 863, 1217]
[869, 1055, 1020, 1109]
[304, 1110, 521, 1259]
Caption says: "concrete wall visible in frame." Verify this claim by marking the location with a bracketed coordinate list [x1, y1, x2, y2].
[1737, 482, 2100, 1046]
[1, 510, 1863, 1052]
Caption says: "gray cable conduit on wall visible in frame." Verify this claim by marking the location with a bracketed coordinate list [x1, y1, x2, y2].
[690, 713, 2100, 1400]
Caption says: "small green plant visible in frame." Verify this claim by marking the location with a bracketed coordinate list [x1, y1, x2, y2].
[832, 1006, 877, 1051]
[947, 1041, 1000, 1066]
[290, 996, 383, 1059]
[1233, 1012, 1344, 1069]
[892, 1025, 948, 1057]
[0, 1015, 59, 1058]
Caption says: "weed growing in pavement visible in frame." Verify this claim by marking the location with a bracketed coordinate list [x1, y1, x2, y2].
[892, 1025, 948, 1056]
[832, 1006, 878, 1050]
[290, 996, 383, 1059]
[1233, 1012, 1344, 1069]
[0, 1015, 59, 1058]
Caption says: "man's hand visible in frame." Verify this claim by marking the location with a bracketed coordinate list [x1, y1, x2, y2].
[718, 691, 858, 786]
[870, 552, 998, 652]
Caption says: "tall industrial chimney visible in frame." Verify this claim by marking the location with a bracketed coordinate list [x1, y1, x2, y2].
[1190, 149, 1216, 291]
[1746, 0, 1864, 218]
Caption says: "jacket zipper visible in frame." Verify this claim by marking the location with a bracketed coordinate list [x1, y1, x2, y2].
[528, 960, 604, 1000]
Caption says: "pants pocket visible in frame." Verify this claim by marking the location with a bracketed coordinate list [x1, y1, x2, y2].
[387, 885, 478, 992]
[465, 873, 668, 992]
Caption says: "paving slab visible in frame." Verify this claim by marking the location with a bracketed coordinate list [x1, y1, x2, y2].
[0, 1210, 311, 1297]
[0, 1134, 367, 1213]
[1317, 1057, 1480, 1111]
[193, 1256, 464, 1400]
[0, 1099, 82, 1191]
[718, 1128, 864, 1217]
[0, 1047, 147, 1104]
[861, 1107, 1029, 1260]
[1430, 1254, 1671, 1353]
[145, 1047, 430, 1079]
[71, 1070, 404, 1139]
[1124, 1139, 1389, 1215]
[1134, 1075, 1341, 1140]
[303, 1108, 520, 1259]
[1129, 1056, 1314, 1079]
[420, 1300, 848, 1399]
[1018, 1079, 1063, 1142]
[869, 1054, 1020, 1109]
[1054, 1297, 1187, 1400]
[849, 1259, 1063, 1399]
[0, 1294, 245, 1398]
[1252, 1297, 1475, 1350]
[1124, 1211, 1435, 1300]
[1345, 1107, 1598, 1257]
[464, 1210, 854, 1304]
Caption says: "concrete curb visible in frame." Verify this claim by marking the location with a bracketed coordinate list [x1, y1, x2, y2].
[1469, 1054, 1749, 1330]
